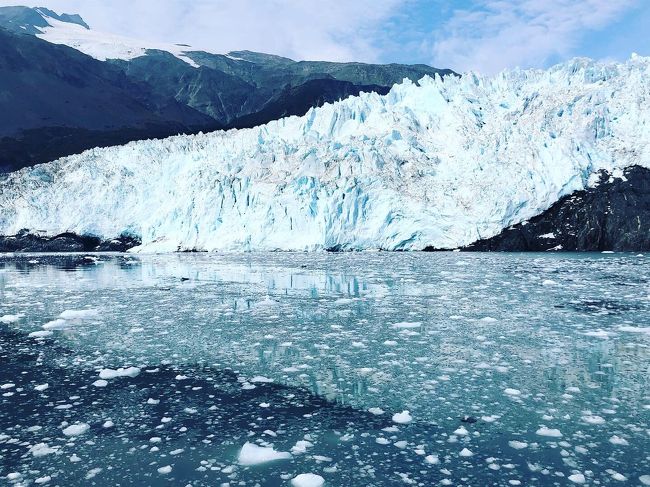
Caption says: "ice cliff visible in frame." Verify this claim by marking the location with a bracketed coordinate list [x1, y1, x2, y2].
[1, 56, 649, 252]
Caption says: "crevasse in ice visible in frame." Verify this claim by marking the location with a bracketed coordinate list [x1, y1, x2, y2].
[1, 56, 649, 251]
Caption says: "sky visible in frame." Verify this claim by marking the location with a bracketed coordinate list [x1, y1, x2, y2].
[1, 0, 648, 74]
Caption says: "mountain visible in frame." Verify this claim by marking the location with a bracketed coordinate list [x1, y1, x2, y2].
[0, 6, 454, 172]
[1, 56, 648, 252]
[0, 5, 88, 34]
[0, 27, 219, 172]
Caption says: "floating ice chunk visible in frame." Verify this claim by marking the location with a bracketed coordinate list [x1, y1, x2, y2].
[425, 454, 440, 464]
[542, 280, 557, 286]
[508, 440, 528, 450]
[92, 379, 108, 387]
[237, 442, 291, 465]
[583, 330, 614, 339]
[481, 317, 498, 323]
[63, 423, 90, 437]
[504, 388, 521, 396]
[34, 383, 48, 391]
[42, 319, 70, 330]
[610, 472, 626, 481]
[368, 407, 385, 415]
[609, 435, 629, 446]
[98, 367, 141, 379]
[7, 473, 21, 480]
[85, 468, 102, 480]
[392, 410, 413, 424]
[157, 465, 172, 475]
[536, 426, 562, 437]
[568, 473, 586, 484]
[35, 476, 51, 484]
[1, 383, 15, 389]
[312, 455, 331, 462]
[639, 475, 650, 485]
[391, 321, 422, 329]
[459, 448, 474, 457]
[30, 443, 57, 457]
[0, 314, 20, 323]
[103, 420, 114, 428]
[376, 437, 390, 445]
[59, 309, 100, 320]
[291, 440, 314, 455]
[454, 426, 469, 436]
[581, 414, 605, 425]
[291, 473, 325, 487]
[29, 330, 53, 338]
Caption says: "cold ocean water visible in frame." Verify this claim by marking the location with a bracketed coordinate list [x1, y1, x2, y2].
[0, 252, 649, 486]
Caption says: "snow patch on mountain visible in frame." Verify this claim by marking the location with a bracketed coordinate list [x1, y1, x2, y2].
[1, 56, 649, 252]
[34, 10, 201, 67]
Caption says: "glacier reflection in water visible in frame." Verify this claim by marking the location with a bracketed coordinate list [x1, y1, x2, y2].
[0, 252, 649, 486]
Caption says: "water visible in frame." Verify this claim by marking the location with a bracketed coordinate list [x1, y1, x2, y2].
[0, 252, 649, 486]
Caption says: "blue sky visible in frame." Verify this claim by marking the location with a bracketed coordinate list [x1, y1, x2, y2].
[1, 0, 648, 74]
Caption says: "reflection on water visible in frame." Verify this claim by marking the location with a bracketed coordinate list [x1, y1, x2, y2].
[1, 252, 649, 486]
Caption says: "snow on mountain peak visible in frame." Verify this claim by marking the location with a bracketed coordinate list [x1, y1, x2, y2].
[0, 6, 88, 34]
[35, 7, 89, 29]
[1, 55, 649, 252]
[19, 7, 201, 66]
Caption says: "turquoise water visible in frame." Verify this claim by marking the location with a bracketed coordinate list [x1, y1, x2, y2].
[1, 252, 649, 486]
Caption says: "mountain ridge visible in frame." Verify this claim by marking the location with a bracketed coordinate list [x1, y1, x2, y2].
[0, 6, 454, 172]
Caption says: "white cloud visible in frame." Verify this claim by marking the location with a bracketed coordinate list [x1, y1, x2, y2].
[428, 0, 639, 75]
[0, 0, 406, 62]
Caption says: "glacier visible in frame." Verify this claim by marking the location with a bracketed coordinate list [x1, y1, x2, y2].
[0, 56, 649, 252]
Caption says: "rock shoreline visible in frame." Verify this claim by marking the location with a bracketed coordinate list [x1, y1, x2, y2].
[0, 230, 140, 253]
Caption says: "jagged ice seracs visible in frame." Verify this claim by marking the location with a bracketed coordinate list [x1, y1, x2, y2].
[1, 55, 649, 251]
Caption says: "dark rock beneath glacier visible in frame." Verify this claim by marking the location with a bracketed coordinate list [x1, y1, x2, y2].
[0, 230, 140, 252]
[95, 235, 142, 252]
[460, 165, 650, 252]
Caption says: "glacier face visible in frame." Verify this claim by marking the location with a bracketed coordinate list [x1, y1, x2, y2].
[1, 56, 649, 252]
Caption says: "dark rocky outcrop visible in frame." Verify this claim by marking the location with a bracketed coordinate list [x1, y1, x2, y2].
[229, 78, 391, 129]
[461, 166, 650, 252]
[0, 230, 140, 252]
